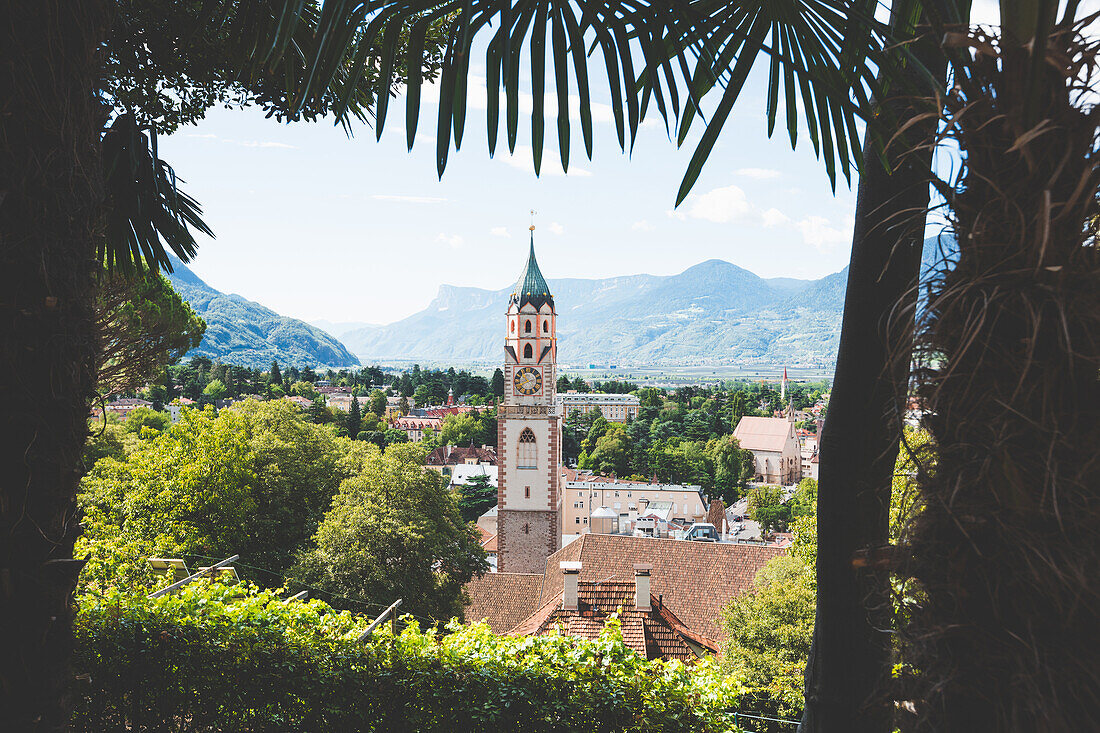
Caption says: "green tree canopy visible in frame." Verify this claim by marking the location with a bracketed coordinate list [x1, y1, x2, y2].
[369, 389, 387, 416]
[78, 400, 357, 590]
[94, 267, 205, 396]
[747, 485, 791, 535]
[293, 443, 486, 621]
[721, 556, 816, 722]
[455, 473, 497, 524]
[440, 413, 482, 447]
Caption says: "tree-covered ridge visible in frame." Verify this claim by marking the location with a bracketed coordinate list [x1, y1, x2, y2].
[340, 260, 849, 368]
[165, 256, 360, 368]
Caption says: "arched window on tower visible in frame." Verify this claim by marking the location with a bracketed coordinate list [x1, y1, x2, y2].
[542, 320, 549, 333]
[517, 427, 536, 469]
[510, 320, 515, 333]
[523, 343, 533, 359]
[525, 320, 532, 333]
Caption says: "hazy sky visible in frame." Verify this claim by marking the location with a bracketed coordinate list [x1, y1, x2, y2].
[158, 3, 1008, 326]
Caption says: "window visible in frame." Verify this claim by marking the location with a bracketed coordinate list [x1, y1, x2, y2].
[524, 486, 530, 498]
[525, 320, 532, 333]
[517, 427, 536, 469]
[542, 320, 549, 332]
[576, 517, 581, 524]
[510, 321, 515, 333]
[523, 343, 533, 359]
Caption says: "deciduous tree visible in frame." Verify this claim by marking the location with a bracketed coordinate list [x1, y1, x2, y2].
[293, 443, 486, 621]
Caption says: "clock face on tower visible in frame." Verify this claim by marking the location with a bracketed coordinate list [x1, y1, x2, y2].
[513, 366, 542, 395]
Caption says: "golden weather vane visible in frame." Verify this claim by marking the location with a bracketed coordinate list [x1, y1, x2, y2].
[530, 209, 537, 231]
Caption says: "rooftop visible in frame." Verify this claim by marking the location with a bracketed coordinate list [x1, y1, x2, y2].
[510, 234, 553, 311]
[733, 415, 795, 453]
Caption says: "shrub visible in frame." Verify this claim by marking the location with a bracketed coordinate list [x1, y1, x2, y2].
[72, 583, 743, 732]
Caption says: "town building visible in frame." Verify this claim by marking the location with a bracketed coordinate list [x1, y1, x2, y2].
[464, 533, 784, 650]
[284, 395, 313, 410]
[559, 467, 707, 539]
[799, 431, 819, 481]
[447, 463, 498, 491]
[391, 415, 442, 441]
[496, 232, 561, 574]
[325, 392, 364, 413]
[733, 411, 802, 485]
[555, 392, 641, 423]
[384, 395, 408, 419]
[424, 444, 497, 473]
[104, 397, 152, 420]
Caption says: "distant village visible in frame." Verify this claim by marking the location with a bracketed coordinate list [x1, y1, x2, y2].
[101, 240, 829, 663]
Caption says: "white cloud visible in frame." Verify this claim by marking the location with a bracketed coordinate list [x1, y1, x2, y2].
[490, 226, 511, 238]
[796, 216, 852, 252]
[372, 194, 447, 204]
[687, 185, 754, 223]
[185, 133, 218, 139]
[548, 222, 564, 236]
[631, 220, 655, 232]
[761, 208, 791, 228]
[665, 208, 686, 221]
[237, 141, 296, 149]
[435, 233, 465, 249]
[735, 167, 781, 180]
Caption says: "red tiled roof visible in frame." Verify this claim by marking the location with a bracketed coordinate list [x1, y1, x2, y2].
[508, 580, 717, 661]
[539, 534, 784, 641]
[463, 573, 543, 633]
[425, 445, 497, 466]
[477, 526, 498, 553]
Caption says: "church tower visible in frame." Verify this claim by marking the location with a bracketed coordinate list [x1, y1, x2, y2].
[497, 230, 561, 573]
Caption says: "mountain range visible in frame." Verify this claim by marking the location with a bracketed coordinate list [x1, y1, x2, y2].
[334, 260, 850, 368]
[167, 257, 360, 369]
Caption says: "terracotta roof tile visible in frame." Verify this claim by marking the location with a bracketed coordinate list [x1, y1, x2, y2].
[508, 580, 711, 661]
[463, 572, 543, 633]
[538, 534, 784, 641]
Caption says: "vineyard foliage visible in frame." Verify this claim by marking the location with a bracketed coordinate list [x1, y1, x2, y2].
[72, 583, 745, 732]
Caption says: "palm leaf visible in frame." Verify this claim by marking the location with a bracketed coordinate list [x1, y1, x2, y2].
[100, 115, 213, 275]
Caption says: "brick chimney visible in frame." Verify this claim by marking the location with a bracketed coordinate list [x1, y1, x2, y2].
[633, 563, 652, 611]
[561, 561, 582, 610]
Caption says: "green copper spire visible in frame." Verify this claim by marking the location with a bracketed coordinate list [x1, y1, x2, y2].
[510, 230, 553, 310]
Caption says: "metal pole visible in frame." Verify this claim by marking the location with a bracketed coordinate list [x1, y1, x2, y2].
[287, 590, 308, 601]
[358, 599, 402, 642]
[148, 555, 239, 598]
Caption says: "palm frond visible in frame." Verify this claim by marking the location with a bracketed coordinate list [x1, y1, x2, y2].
[357, 0, 897, 202]
[100, 115, 213, 275]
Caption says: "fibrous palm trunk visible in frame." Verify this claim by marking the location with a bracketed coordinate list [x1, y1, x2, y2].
[903, 27, 1100, 731]
[0, 1, 107, 728]
[801, 17, 945, 733]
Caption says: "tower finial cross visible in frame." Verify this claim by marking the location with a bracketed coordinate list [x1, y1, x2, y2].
[529, 209, 537, 231]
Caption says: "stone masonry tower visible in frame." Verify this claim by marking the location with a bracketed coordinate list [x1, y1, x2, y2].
[497, 230, 561, 573]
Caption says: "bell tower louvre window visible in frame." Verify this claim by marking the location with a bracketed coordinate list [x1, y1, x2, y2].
[518, 427, 536, 469]
[523, 343, 533, 359]
[525, 320, 532, 333]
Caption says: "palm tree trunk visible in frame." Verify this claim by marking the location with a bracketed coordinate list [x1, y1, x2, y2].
[904, 28, 1100, 730]
[800, 20, 945, 733]
[0, 1, 107, 728]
